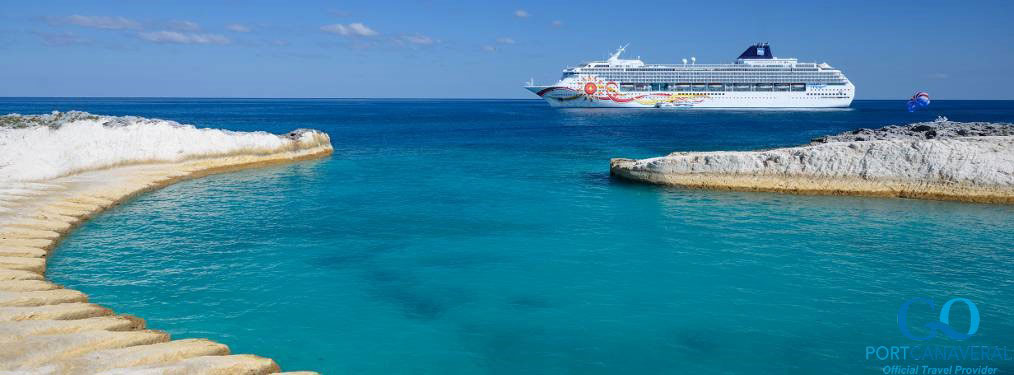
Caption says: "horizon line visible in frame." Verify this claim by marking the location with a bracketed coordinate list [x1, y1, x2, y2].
[2, 96, 1014, 101]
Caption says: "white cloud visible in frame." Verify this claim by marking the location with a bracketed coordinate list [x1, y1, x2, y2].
[48, 15, 140, 30]
[138, 31, 230, 45]
[168, 20, 200, 31]
[320, 22, 378, 37]
[346, 23, 377, 36]
[401, 34, 435, 45]
[514, 9, 530, 18]
[481, 45, 496, 52]
[227, 23, 252, 33]
[34, 31, 90, 46]
[551, 20, 562, 27]
[496, 37, 515, 45]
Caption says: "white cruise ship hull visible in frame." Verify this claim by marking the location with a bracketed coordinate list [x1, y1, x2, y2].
[525, 84, 854, 108]
[527, 44, 856, 109]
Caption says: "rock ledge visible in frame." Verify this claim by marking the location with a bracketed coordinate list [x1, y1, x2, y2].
[611, 120, 1014, 204]
[1, 112, 330, 374]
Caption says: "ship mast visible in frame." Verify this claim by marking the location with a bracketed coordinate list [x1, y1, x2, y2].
[607, 44, 629, 62]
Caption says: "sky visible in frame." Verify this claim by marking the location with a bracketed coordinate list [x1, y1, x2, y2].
[1, 0, 1012, 99]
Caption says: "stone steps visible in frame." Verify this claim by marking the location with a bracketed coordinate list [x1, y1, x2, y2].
[0, 302, 113, 321]
[0, 329, 171, 369]
[0, 246, 48, 258]
[95, 354, 281, 375]
[0, 315, 144, 341]
[0, 145, 332, 374]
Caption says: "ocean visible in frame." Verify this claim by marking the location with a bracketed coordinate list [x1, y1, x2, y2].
[3, 98, 1013, 374]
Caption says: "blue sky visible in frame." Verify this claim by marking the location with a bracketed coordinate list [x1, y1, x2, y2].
[1, 0, 1011, 99]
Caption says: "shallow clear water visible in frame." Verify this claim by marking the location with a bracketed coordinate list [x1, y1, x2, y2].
[4, 99, 1014, 374]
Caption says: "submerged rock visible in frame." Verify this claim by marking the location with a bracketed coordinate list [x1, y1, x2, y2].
[612, 120, 1014, 203]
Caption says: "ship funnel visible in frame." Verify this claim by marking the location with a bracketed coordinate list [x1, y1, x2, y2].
[682, 58, 688, 65]
[738, 43, 773, 60]
[691, 56, 696, 64]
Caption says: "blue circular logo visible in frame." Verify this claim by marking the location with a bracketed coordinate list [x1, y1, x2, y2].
[897, 297, 980, 341]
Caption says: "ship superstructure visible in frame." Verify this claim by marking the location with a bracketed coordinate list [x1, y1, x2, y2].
[525, 43, 854, 108]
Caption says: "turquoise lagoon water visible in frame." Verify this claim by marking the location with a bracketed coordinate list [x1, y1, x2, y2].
[3, 99, 1014, 374]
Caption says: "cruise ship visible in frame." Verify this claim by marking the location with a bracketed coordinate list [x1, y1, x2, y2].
[524, 43, 854, 108]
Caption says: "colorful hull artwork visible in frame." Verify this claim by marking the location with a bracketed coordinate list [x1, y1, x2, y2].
[533, 79, 706, 108]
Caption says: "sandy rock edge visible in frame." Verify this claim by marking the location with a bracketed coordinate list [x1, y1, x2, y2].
[609, 155, 1014, 204]
[0, 144, 332, 374]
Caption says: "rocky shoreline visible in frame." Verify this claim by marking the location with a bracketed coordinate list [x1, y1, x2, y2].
[610, 119, 1014, 204]
[811, 117, 1014, 143]
[1, 113, 331, 374]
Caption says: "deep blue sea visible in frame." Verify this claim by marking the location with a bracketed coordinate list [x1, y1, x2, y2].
[3, 98, 1014, 374]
